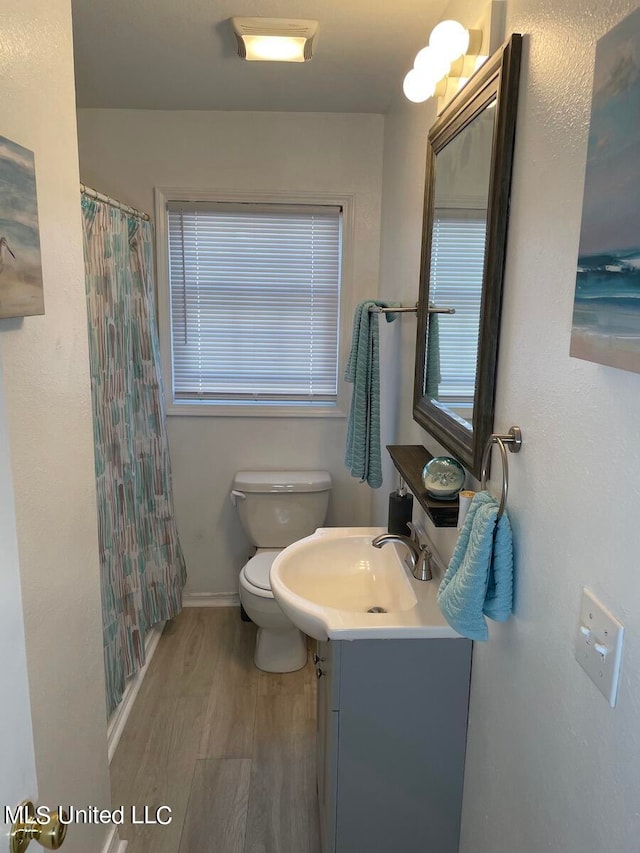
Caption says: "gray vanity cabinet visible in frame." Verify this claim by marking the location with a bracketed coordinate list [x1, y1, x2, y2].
[316, 637, 472, 853]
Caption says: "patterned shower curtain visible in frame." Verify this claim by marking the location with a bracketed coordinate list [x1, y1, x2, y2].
[82, 196, 186, 717]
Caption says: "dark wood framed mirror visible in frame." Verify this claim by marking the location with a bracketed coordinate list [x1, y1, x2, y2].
[413, 34, 522, 479]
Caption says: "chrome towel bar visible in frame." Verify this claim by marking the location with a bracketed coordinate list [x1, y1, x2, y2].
[368, 303, 455, 315]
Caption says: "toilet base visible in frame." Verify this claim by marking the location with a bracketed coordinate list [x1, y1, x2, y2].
[254, 626, 307, 673]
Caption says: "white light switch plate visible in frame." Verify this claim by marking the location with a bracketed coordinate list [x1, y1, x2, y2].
[575, 588, 624, 707]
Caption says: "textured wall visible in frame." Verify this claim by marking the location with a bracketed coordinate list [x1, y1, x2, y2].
[77, 109, 385, 595]
[378, 0, 640, 850]
[0, 0, 111, 850]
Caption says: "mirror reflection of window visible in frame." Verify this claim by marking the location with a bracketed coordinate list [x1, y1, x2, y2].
[424, 101, 496, 429]
[426, 209, 487, 426]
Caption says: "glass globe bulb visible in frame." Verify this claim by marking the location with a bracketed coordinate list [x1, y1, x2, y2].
[428, 20, 470, 63]
[402, 68, 436, 103]
[413, 46, 450, 82]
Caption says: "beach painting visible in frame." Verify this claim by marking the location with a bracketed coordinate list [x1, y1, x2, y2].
[570, 7, 640, 373]
[0, 135, 44, 318]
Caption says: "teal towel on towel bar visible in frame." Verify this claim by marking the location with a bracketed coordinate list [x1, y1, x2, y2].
[425, 306, 442, 399]
[437, 491, 514, 640]
[344, 300, 399, 488]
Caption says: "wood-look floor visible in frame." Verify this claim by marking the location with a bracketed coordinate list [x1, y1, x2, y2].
[110, 608, 320, 853]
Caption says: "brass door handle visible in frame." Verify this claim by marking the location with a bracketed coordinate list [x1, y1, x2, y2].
[10, 802, 67, 852]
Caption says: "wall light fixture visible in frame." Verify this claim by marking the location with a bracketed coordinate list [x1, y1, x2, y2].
[403, 19, 484, 104]
[232, 17, 319, 62]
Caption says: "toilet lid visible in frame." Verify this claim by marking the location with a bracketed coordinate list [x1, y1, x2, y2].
[244, 550, 280, 591]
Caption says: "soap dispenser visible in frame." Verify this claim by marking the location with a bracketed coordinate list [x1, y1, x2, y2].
[387, 477, 413, 536]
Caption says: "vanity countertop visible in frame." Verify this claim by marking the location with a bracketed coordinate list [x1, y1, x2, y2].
[270, 526, 462, 642]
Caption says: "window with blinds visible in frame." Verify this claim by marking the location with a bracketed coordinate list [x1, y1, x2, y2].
[166, 202, 342, 406]
[429, 210, 487, 404]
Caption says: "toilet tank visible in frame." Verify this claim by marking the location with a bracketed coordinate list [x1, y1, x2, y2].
[232, 470, 331, 548]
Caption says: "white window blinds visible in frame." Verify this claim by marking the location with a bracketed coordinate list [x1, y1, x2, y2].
[429, 210, 487, 402]
[167, 203, 342, 404]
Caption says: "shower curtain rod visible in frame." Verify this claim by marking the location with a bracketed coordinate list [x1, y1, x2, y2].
[80, 183, 151, 222]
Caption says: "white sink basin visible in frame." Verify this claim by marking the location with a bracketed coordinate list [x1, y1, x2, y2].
[270, 527, 460, 642]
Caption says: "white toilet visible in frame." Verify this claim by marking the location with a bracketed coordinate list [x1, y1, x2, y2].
[232, 469, 331, 673]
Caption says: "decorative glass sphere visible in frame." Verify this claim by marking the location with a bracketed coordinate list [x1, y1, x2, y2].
[422, 456, 465, 500]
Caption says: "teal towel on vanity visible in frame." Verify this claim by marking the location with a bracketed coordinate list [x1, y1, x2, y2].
[437, 491, 513, 641]
[344, 300, 399, 488]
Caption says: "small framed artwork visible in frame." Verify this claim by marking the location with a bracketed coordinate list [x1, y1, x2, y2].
[0, 134, 44, 319]
[570, 7, 640, 373]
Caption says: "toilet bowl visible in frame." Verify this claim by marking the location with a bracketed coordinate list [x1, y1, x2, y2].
[232, 470, 331, 673]
[239, 550, 308, 672]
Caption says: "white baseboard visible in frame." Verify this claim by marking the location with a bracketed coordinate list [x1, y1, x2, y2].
[107, 621, 166, 764]
[182, 592, 240, 607]
[101, 826, 127, 853]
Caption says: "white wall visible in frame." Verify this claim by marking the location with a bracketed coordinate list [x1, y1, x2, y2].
[76, 109, 385, 595]
[378, 0, 640, 851]
[0, 1, 111, 850]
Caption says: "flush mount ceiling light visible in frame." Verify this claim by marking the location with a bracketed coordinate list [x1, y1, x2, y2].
[403, 18, 484, 104]
[232, 17, 319, 62]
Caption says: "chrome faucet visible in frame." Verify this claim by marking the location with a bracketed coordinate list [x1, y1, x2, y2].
[371, 523, 433, 581]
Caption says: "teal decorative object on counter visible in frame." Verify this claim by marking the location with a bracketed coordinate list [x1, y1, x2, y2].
[422, 456, 465, 500]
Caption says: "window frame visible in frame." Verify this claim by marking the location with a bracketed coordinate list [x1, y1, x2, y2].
[155, 187, 354, 418]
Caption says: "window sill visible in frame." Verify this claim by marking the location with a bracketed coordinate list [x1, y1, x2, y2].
[166, 401, 347, 419]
